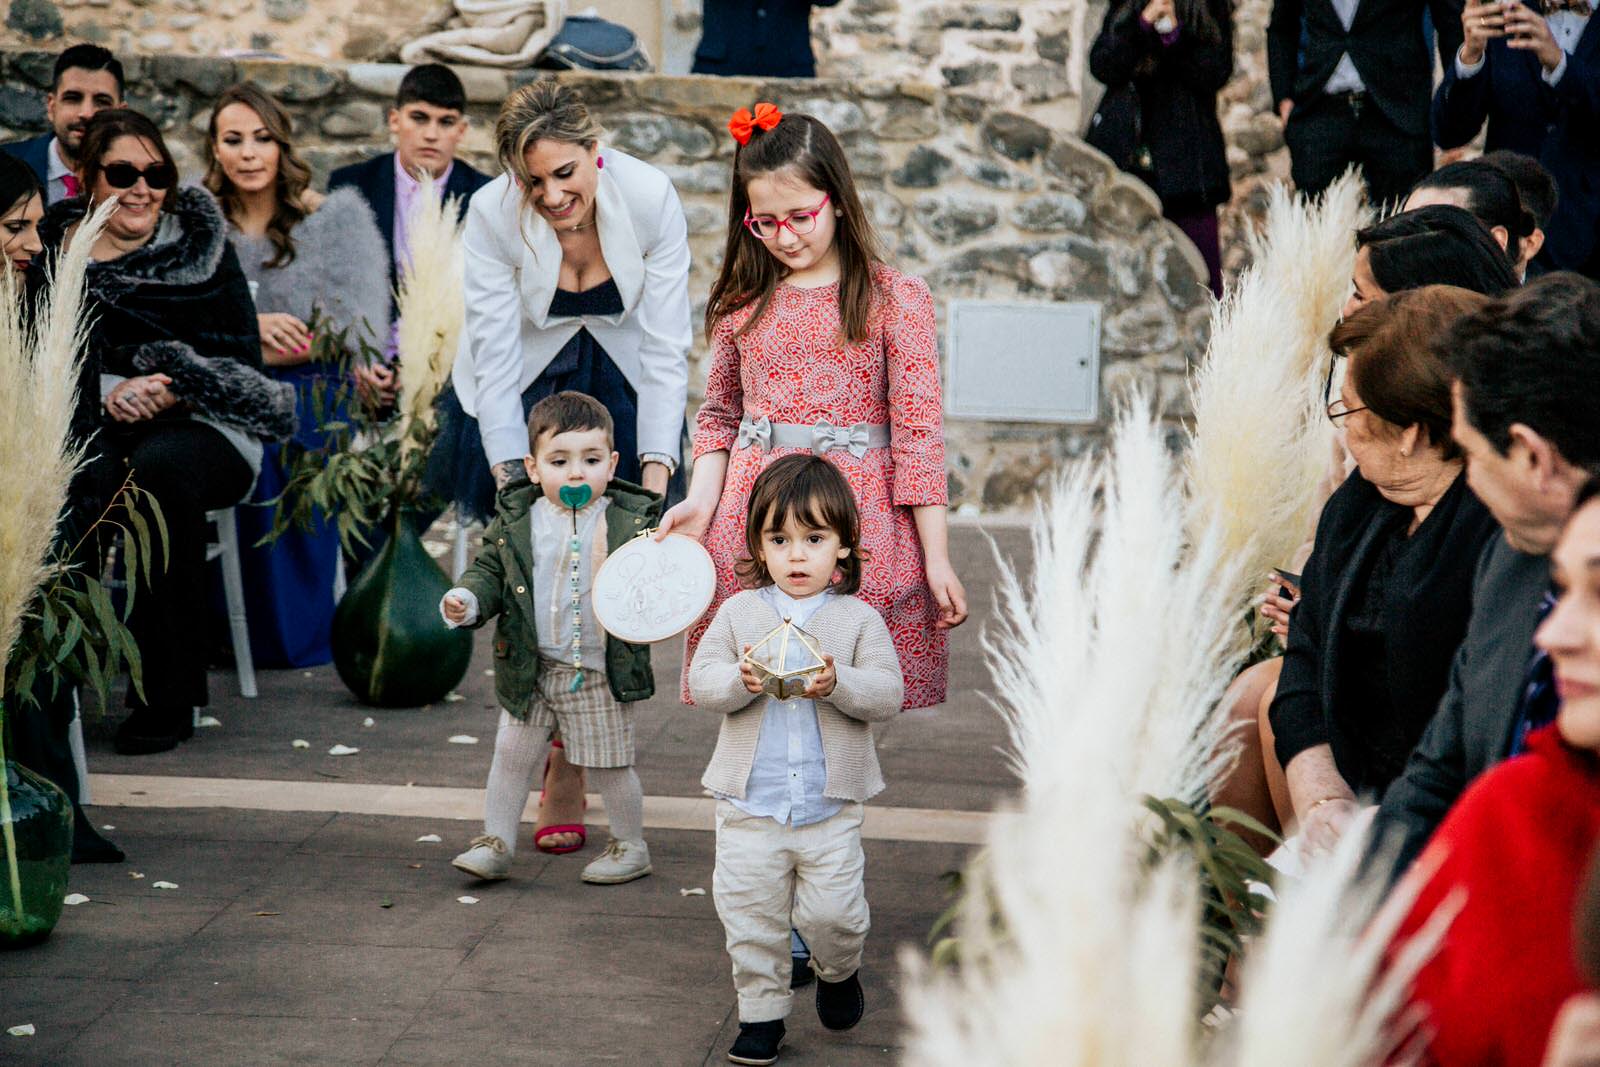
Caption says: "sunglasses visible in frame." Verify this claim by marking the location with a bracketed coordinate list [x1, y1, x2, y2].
[101, 162, 177, 191]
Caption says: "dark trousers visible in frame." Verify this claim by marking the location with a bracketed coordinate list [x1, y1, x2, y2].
[1284, 92, 1433, 210]
[79, 420, 254, 714]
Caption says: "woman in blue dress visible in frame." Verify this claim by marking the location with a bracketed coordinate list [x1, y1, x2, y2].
[206, 82, 390, 668]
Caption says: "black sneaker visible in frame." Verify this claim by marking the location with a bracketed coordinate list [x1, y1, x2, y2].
[727, 1020, 785, 1065]
[790, 954, 814, 989]
[816, 970, 865, 1031]
[70, 810, 125, 865]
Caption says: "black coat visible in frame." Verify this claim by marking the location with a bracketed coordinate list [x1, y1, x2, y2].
[1267, 0, 1463, 138]
[1088, 0, 1234, 214]
[35, 186, 296, 449]
[327, 152, 490, 298]
[1269, 470, 1500, 795]
[691, 0, 841, 78]
[1431, 20, 1600, 276]
[1370, 536, 1552, 883]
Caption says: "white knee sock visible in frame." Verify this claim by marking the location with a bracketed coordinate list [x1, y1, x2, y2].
[483, 710, 551, 853]
[587, 765, 645, 845]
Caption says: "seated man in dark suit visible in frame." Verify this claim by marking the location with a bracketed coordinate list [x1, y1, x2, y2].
[1, 44, 123, 205]
[1269, 0, 1462, 207]
[1372, 272, 1600, 882]
[1432, 0, 1600, 277]
[329, 63, 489, 405]
[692, 0, 841, 78]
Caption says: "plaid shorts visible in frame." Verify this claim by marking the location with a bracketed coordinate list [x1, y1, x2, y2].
[521, 659, 634, 768]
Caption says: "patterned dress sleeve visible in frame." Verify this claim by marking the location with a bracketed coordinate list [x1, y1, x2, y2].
[882, 272, 948, 507]
[693, 311, 745, 459]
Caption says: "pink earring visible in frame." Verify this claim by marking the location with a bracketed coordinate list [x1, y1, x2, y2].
[596, 156, 604, 169]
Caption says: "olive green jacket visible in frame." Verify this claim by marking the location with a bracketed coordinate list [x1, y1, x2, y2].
[455, 479, 662, 714]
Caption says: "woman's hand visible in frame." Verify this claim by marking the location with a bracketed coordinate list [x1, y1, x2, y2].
[1459, 0, 1507, 65]
[1298, 796, 1360, 856]
[105, 374, 176, 423]
[259, 312, 312, 365]
[656, 493, 716, 542]
[1141, 0, 1176, 26]
[1260, 572, 1301, 640]
[353, 362, 397, 408]
[640, 461, 670, 496]
[1504, 1, 1564, 72]
[739, 645, 765, 696]
[802, 654, 837, 700]
[926, 557, 969, 629]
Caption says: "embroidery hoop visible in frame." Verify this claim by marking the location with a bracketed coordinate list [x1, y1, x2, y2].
[592, 532, 716, 644]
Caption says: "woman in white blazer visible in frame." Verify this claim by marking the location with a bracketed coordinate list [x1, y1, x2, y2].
[430, 78, 692, 519]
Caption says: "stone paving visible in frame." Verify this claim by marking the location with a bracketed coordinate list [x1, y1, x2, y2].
[0, 524, 1027, 1066]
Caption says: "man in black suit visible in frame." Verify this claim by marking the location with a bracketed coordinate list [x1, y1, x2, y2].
[1268, 0, 1463, 207]
[1433, 0, 1600, 277]
[1372, 272, 1600, 881]
[692, 0, 841, 78]
[329, 63, 489, 405]
[1, 44, 123, 205]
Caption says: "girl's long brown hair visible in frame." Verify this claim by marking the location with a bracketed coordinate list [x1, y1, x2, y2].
[705, 111, 884, 344]
[203, 82, 315, 269]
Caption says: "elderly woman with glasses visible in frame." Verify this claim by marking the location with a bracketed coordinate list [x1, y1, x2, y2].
[1220, 286, 1503, 858]
[34, 107, 292, 756]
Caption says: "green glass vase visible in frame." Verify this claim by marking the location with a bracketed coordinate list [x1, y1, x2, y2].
[331, 512, 473, 707]
[0, 740, 73, 948]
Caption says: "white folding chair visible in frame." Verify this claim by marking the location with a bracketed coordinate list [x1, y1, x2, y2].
[206, 507, 257, 699]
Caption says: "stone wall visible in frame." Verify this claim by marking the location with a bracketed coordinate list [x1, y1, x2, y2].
[0, 49, 1211, 511]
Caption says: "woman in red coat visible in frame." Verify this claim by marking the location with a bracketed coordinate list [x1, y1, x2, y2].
[1392, 479, 1600, 1066]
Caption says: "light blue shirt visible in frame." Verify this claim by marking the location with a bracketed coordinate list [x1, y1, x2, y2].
[726, 587, 843, 828]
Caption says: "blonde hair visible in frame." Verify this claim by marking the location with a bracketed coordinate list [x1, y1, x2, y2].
[495, 79, 603, 214]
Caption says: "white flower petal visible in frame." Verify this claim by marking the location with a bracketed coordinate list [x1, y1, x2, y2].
[447, 735, 478, 745]
[328, 744, 360, 756]
[6, 1024, 35, 1037]
[196, 715, 222, 728]
[292, 739, 310, 749]
[444, 692, 465, 702]
[62, 893, 90, 906]
[152, 881, 179, 890]
[678, 887, 707, 897]
[129, 872, 145, 879]
[362, 717, 375, 727]
[415, 834, 442, 843]
[457, 896, 479, 904]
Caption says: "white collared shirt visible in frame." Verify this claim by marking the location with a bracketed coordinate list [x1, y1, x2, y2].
[45, 137, 73, 205]
[1323, 0, 1367, 95]
[1455, 8, 1589, 84]
[724, 586, 843, 828]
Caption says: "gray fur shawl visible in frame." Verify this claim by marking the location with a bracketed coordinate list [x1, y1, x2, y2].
[229, 186, 391, 351]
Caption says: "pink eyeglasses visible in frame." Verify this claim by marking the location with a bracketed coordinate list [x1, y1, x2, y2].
[743, 194, 831, 240]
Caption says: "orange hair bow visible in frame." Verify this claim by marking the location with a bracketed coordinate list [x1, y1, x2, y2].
[728, 102, 783, 146]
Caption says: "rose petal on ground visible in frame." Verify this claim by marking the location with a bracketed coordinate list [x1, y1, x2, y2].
[100, 825, 115, 831]
[152, 881, 179, 890]
[444, 692, 465, 702]
[328, 744, 360, 756]
[483, 669, 494, 676]
[197, 715, 222, 728]
[7, 1024, 35, 1037]
[129, 872, 144, 879]
[415, 834, 442, 843]
[292, 739, 310, 749]
[62, 893, 90, 906]
[362, 717, 375, 727]
[679, 887, 707, 897]
[457, 896, 479, 904]
[447, 735, 478, 745]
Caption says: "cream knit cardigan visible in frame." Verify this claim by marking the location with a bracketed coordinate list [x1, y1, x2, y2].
[689, 589, 904, 803]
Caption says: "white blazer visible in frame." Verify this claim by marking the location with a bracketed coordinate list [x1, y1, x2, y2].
[455, 147, 693, 468]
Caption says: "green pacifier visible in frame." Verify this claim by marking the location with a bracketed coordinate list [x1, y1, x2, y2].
[558, 484, 593, 509]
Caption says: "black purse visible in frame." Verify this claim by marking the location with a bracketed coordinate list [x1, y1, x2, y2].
[1084, 81, 1145, 173]
[535, 14, 651, 71]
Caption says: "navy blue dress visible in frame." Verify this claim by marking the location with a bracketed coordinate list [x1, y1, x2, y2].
[430, 279, 646, 522]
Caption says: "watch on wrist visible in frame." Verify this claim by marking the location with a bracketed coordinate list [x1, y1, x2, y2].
[639, 451, 678, 476]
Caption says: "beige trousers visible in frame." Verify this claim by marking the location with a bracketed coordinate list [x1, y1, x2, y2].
[713, 800, 870, 1023]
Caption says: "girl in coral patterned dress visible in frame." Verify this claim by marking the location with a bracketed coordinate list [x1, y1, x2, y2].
[658, 103, 967, 709]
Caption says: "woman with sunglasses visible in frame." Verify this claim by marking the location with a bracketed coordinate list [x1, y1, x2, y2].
[34, 108, 293, 755]
[204, 82, 389, 670]
[441, 79, 691, 856]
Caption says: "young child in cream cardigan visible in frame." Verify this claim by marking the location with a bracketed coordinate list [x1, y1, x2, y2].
[689, 454, 903, 1066]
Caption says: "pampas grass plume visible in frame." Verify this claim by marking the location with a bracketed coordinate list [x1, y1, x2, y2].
[394, 177, 465, 456]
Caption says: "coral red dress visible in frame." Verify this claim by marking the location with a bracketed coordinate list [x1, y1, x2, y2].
[683, 264, 949, 709]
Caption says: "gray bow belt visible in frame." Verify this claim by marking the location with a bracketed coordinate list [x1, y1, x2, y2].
[735, 415, 891, 459]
